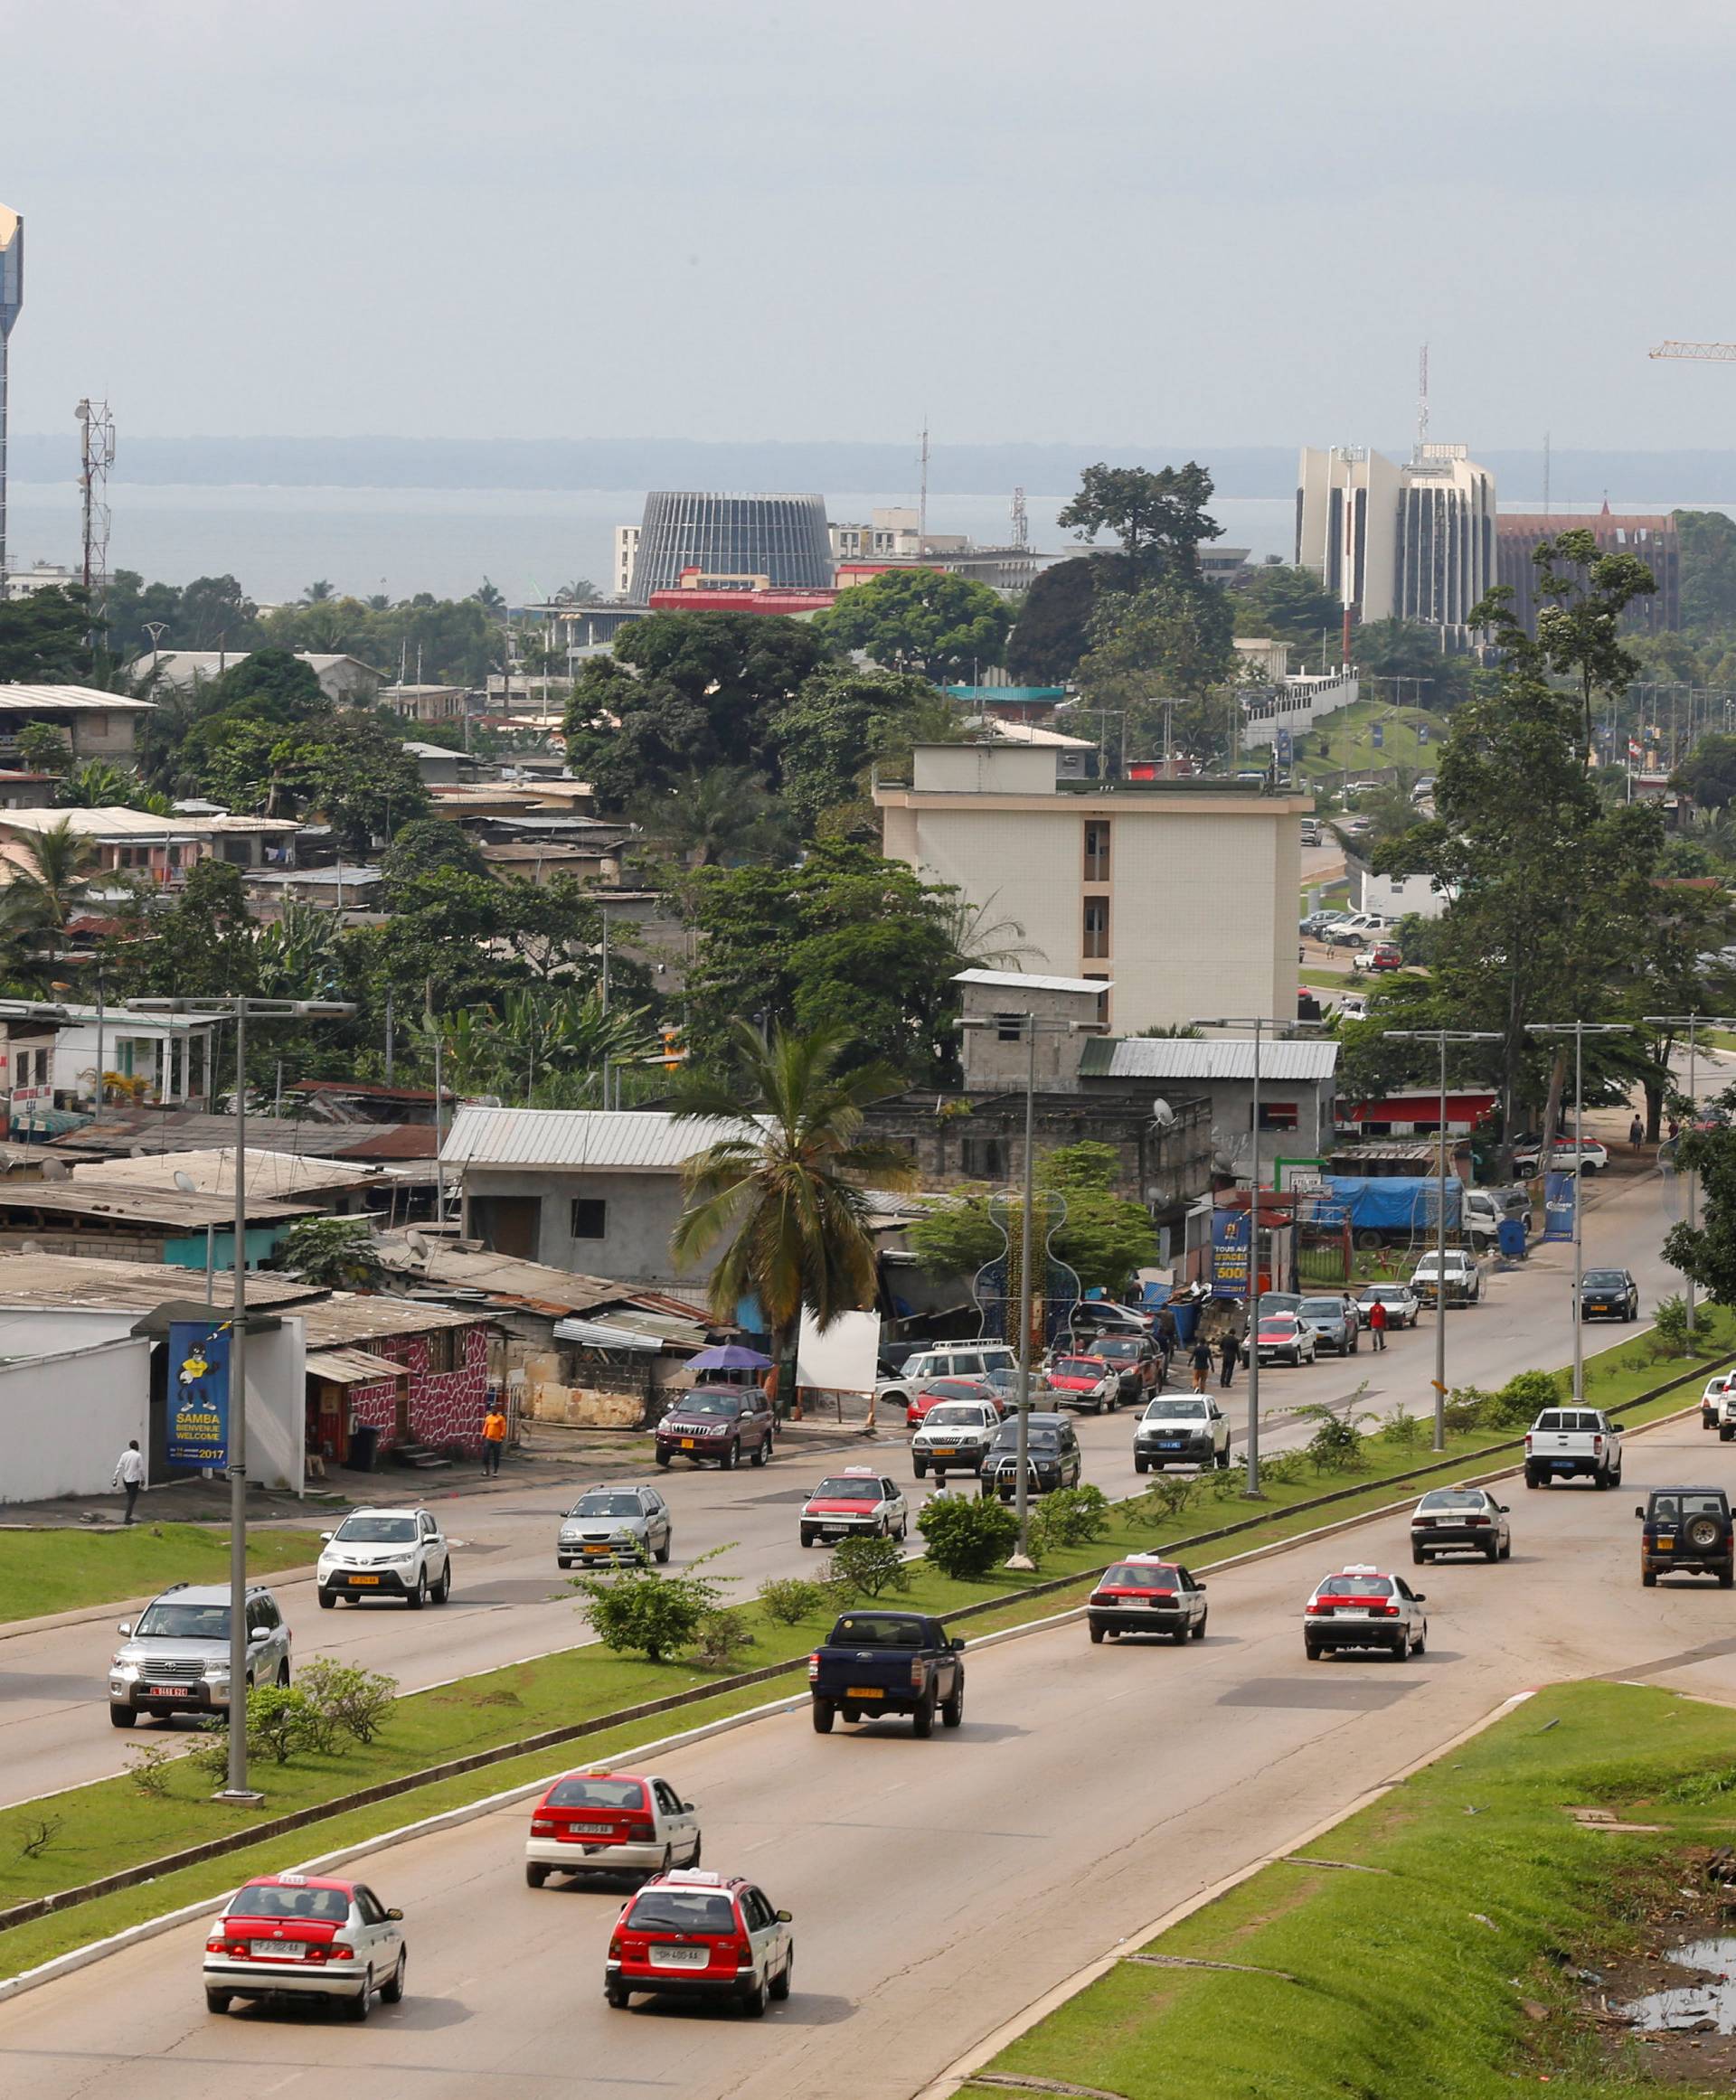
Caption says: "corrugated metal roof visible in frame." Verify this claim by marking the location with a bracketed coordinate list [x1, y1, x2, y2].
[301, 1292, 487, 1347]
[307, 1347, 406, 1386]
[954, 969, 1114, 996]
[70, 1148, 379, 1196]
[1078, 1037, 1340, 1083]
[0, 1180, 312, 1226]
[0, 684, 156, 713]
[0, 1250, 324, 1314]
[442, 1106, 746, 1172]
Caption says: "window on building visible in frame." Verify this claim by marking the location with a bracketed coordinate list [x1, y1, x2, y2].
[571, 1198, 608, 1240]
[1082, 898, 1110, 959]
[1083, 820, 1111, 883]
[961, 1136, 1009, 1179]
[1258, 1101, 1299, 1131]
[425, 1327, 460, 1374]
[1083, 972, 1111, 1025]
[995, 1012, 1025, 1043]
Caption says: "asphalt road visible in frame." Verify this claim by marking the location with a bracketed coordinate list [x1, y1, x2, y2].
[5, 1409, 1736, 2100]
[0, 1164, 1697, 1811]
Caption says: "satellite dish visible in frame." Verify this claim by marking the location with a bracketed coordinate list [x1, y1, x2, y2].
[1149, 1097, 1176, 1129]
[39, 1157, 69, 1182]
[406, 1229, 429, 1257]
[173, 1171, 197, 1195]
[18, 1238, 39, 1254]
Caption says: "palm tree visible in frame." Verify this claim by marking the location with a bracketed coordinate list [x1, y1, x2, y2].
[302, 579, 335, 604]
[671, 1022, 915, 1418]
[629, 767, 792, 870]
[14, 818, 99, 954]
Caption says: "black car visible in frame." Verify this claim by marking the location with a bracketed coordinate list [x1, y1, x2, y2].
[979, 1413, 1082, 1501]
[1637, 1487, 1735, 1587]
[1580, 1267, 1639, 1321]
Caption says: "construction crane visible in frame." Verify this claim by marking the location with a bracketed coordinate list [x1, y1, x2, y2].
[1650, 341, 1736, 361]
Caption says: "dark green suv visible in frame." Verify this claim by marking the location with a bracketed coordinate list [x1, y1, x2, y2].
[1637, 1487, 1734, 1588]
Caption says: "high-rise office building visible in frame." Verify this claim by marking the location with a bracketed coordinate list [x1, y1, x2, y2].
[0, 205, 22, 598]
[627, 491, 832, 601]
[1296, 443, 1496, 646]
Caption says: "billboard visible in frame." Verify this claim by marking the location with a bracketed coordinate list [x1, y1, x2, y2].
[1210, 1208, 1250, 1298]
[1542, 1170, 1576, 1244]
[167, 1320, 231, 1467]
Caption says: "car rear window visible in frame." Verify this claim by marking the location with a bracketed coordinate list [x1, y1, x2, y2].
[1418, 1491, 1486, 1511]
[544, 1776, 647, 1811]
[1298, 1300, 1345, 1319]
[833, 1615, 927, 1647]
[1316, 1576, 1393, 1597]
[1534, 1411, 1602, 1431]
[1651, 1493, 1729, 1521]
[1100, 1564, 1176, 1588]
[229, 1884, 351, 1922]
[624, 1888, 738, 1935]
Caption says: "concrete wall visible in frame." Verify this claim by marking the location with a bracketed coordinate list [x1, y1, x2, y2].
[958, 982, 1102, 1089]
[462, 1167, 697, 1288]
[0, 1335, 152, 1502]
[1353, 859, 1450, 921]
[1080, 1076, 1335, 1183]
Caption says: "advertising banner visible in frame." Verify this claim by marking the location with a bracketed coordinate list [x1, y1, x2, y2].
[1275, 726, 1293, 767]
[1210, 1208, 1250, 1299]
[167, 1320, 231, 1468]
[1543, 1170, 1577, 1244]
[1371, 720, 1384, 748]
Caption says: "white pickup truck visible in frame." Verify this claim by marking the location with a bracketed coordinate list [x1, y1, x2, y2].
[1524, 1406, 1625, 1490]
[1410, 1248, 1483, 1306]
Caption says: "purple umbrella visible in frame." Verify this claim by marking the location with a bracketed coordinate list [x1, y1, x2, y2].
[687, 1342, 773, 1372]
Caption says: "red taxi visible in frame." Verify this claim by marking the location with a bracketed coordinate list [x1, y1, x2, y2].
[1086, 1555, 1208, 1644]
[202, 1872, 406, 2019]
[905, 1377, 999, 1427]
[1302, 1564, 1428, 1661]
[798, 1468, 909, 1549]
[606, 1869, 794, 2016]
[1043, 1354, 1122, 1414]
[525, 1769, 702, 1886]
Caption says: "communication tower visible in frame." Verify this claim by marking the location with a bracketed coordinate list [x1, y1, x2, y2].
[1011, 485, 1028, 549]
[0, 206, 22, 598]
[76, 397, 116, 620]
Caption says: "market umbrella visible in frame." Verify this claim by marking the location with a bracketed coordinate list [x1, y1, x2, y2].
[687, 1342, 773, 1372]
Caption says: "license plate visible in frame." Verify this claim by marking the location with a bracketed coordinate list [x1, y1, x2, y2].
[146, 1684, 191, 1697]
[1656, 1538, 1674, 1549]
[571, 1822, 616, 1835]
[933, 1447, 958, 1457]
[253, 1940, 307, 1959]
[1158, 1439, 1184, 1449]
[348, 1574, 382, 1585]
[650, 1945, 709, 1968]
[681, 1438, 695, 1449]
[846, 1686, 884, 1700]
[1552, 1460, 1573, 1470]
[1589, 1304, 1609, 1314]
[1335, 1608, 1369, 1618]
[582, 1545, 611, 1555]
[1442, 1517, 1468, 1527]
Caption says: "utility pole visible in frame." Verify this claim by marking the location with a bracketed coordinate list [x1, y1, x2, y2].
[1383, 1029, 1502, 1447]
[1642, 1013, 1735, 1347]
[1527, 1022, 1630, 1400]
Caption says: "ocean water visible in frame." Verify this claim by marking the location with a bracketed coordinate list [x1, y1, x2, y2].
[4, 482, 1722, 610]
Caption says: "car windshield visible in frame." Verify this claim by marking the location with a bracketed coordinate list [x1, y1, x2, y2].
[676, 1395, 740, 1417]
[1316, 1576, 1393, 1597]
[1100, 1564, 1176, 1588]
[924, 1406, 987, 1427]
[834, 1615, 928, 1646]
[1297, 1300, 1345, 1320]
[1145, 1400, 1205, 1418]
[1651, 1493, 1728, 1521]
[1053, 1360, 1104, 1379]
[1418, 1491, 1487, 1511]
[625, 1888, 739, 1935]
[1094, 1339, 1139, 1359]
[813, 1477, 882, 1500]
[1583, 1272, 1628, 1289]
[134, 1602, 229, 1640]
[570, 1494, 643, 1519]
[229, 1884, 351, 1922]
[1259, 1294, 1300, 1312]
[545, 1776, 646, 1811]
[333, 1515, 418, 1544]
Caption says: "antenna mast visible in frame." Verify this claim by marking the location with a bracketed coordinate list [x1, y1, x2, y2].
[1011, 485, 1028, 550]
[918, 419, 929, 541]
[76, 397, 116, 630]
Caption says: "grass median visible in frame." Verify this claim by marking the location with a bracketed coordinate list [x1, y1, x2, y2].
[0, 1524, 318, 1625]
[962, 1680, 1736, 2100]
[0, 1319, 1728, 1982]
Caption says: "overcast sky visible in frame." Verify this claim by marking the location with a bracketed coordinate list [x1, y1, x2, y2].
[6, 1, 1734, 451]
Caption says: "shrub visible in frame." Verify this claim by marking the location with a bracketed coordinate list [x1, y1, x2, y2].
[1259, 1450, 1307, 1487]
[246, 1684, 316, 1766]
[1143, 1471, 1203, 1525]
[1490, 1368, 1561, 1427]
[1297, 1401, 1373, 1474]
[571, 1548, 731, 1662]
[1210, 1456, 1250, 1499]
[1383, 1402, 1424, 1449]
[757, 1576, 830, 1626]
[1443, 1386, 1495, 1433]
[1030, 1483, 1112, 1553]
[692, 1607, 755, 1671]
[918, 1494, 1019, 1578]
[826, 1534, 913, 1599]
[1655, 1294, 1717, 1357]
[295, 1657, 399, 1750]
[125, 1743, 175, 1796]
[189, 1723, 233, 1785]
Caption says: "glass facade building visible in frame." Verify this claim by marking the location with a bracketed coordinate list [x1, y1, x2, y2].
[627, 491, 833, 601]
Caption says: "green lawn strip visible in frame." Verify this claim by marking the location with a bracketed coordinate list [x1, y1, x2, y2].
[965, 1680, 1736, 2100]
[0, 1525, 318, 1624]
[1297, 966, 1348, 989]
[2, 1325, 1727, 1980]
[1293, 696, 1454, 782]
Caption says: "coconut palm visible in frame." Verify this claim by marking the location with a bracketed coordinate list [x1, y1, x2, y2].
[670, 1022, 915, 1417]
[13, 819, 99, 954]
[629, 767, 793, 870]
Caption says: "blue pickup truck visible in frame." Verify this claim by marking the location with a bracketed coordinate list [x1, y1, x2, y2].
[807, 1610, 967, 1737]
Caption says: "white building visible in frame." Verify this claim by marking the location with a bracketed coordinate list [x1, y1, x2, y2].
[1296, 444, 1496, 645]
[830, 507, 922, 560]
[1, 559, 80, 602]
[133, 652, 383, 703]
[613, 524, 641, 598]
[874, 742, 1310, 1035]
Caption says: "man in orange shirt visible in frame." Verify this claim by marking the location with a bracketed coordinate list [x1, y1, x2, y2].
[482, 1399, 508, 1475]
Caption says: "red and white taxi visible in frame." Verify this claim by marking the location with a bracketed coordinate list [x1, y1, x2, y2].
[1302, 1564, 1428, 1662]
[1043, 1354, 1122, 1414]
[203, 1873, 406, 2020]
[798, 1469, 909, 1549]
[905, 1376, 1000, 1427]
[526, 1769, 702, 1886]
[606, 1869, 794, 2015]
[1086, 1555, 1208, 1644]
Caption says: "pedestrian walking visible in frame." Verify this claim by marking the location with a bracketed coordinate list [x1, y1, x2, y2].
[481, 1398, 508, 1475]
[1629, 1113, 1645, 1149]
[1189, 1337, 1212, 1395]
[1368, 1297, 1388, 1351]
[111, 1439, 146, 1524]
[1218, 1331, 1239, 1389]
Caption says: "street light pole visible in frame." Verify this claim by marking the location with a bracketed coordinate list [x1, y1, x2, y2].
[1527, 1022, 1631, 1402]
[127, 996, 353, 1801]
[1642, 1014, 1736, 1348]
[1382, 1029, 1502, 1449]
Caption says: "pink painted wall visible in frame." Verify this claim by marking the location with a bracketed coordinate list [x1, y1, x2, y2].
[341, 1325, 491, 1455]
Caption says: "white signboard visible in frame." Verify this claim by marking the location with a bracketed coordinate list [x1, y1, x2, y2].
[796, 1307, 881, 1395]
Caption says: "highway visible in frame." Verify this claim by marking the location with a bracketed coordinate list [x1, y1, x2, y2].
[4, 1405, 1736, 2100]
[0, 1163, 1696, 1810]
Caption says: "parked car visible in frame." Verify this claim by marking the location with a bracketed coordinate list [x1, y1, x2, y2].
[1323, 913, 1389, 949]
[1524, 1406, 1624, 1489]
[910, 1399, 1001, 1479]
[807, 1609, 966, 1737]
[876, 1344, 1017, 1416]
[980, 1412, 1083, 1499]
[526, 1770, 701, 1886]
[203, 1874, 404, 2019]
[1580, 1267, 1639, 1322]
[556, 1486, 673, 1570]
[1296, 1295, 1360, 1357]
[1355, 1282, 1420, 1330]
[317, 1507, 452, 1608]
[1637, 1487, 1735, 1588]
[1064, 1300, 1153, 1342]
[1410, 1248, 1482, 1306]
[655, 1386, 777, 1471]
[1351, 940, 1403, 973]
[1705, 1373, 1736, 1431]
[1044, 1352, 1125, 1414]
[1301, 909, 1351, 942]
[111, 1583, 290, 1729]
[1410, 1486, 1510, 1563]
[1087, 1557, 1208, 1644]
[1302, 1565, 1427, 1662]
[1255, 1312, 1316, 1366]
[605, 1870, 792, 2015]
[907, 1375, 1003, 1427]
[1513, 1137, 1610, 1176]
[1133, 1395, 1231, 1472]
[799, 1469, 909, 1549]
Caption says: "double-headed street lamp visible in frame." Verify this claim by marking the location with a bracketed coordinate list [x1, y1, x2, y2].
[128, 996, 354, 1801]
[1526, 1021, 1631, 1403]
[1641, 1012, 1735, 1345]
[1382, 1029, 1503, 1449]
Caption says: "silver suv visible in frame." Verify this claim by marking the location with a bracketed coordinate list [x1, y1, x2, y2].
[109, 1582, 291, 1729]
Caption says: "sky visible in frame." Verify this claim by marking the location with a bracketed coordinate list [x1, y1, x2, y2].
[6, 0, 1736, 452]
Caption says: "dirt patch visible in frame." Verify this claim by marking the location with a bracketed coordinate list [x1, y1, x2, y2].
[1572, 1848, 1736, 2085]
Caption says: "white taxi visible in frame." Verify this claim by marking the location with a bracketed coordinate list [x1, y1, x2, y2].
[799, 1468, 909, 1549]
[203, 1873, 405, 2020]
[526, 1768, 701, 1886]
[1302, 1564, 1427, 1662]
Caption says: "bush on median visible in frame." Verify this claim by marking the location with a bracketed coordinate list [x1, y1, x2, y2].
[917, 1494, 1020, 1578]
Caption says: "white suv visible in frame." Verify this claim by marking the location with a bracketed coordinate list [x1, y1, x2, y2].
[317, 1507, 452, 1609]
[877, 1344, 1016, 1412]
[911, 1400, 1000, 1480]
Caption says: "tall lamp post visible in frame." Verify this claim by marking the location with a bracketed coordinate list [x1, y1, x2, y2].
[1641, 1013, 1735, 1346]
[958, 1009, 1104, 1566]
[1192, 1016, 1324, 1495]
[128, 996, 353, 1801]
[1382, 1029, 1502, 1448]
[1526, 1022, 1631, 1402]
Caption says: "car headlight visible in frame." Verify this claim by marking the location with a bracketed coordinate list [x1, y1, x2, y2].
[111, 1658, 140, 1679]
[203, 1662, 230, 1681]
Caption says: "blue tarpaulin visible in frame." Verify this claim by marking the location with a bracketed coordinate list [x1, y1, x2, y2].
[1321, 1176, 1463, 1231]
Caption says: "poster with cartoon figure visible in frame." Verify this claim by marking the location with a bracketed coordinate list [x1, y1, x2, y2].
[167, 1320, 231, 1466]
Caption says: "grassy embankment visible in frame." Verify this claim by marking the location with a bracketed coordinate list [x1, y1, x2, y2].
[963, 1680, 1736, 2100]
[1296, 696, 1453, 786]
[0, 1524, 320, 1625]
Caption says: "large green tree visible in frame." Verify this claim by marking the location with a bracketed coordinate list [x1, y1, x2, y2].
[905, 1141, 1157, 1296]
[1231, 563, 1340, 655]
[0, 587, 93, 683]
[770, 665, 957, 833]
[628, 767, 792, 869]
[1674, 732, 1736, 811]
[1675, 510, 1736, 635]
[1056, 462, 1222, 577]
[813, 570, 1009, 680]
[1004, 553, 1138, 685]
[1075, 578, 1238, 723]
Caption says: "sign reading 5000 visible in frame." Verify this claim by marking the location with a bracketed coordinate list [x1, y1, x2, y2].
[167, 1320, 231, 1467]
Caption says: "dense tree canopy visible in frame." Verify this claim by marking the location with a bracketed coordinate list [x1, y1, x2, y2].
[905, 1142, 1156, 1296]
[813, 570, 1009, 680]
[1230, 563, 1339, 655]
[1004, 553, 1138, 685]
[1056, 462, 1222, 578]
[0, 587, 93, 683]
[770, 665, 958, 833]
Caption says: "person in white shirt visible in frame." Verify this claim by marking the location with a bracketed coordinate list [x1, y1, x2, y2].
[112, 1440, 146, 1524]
